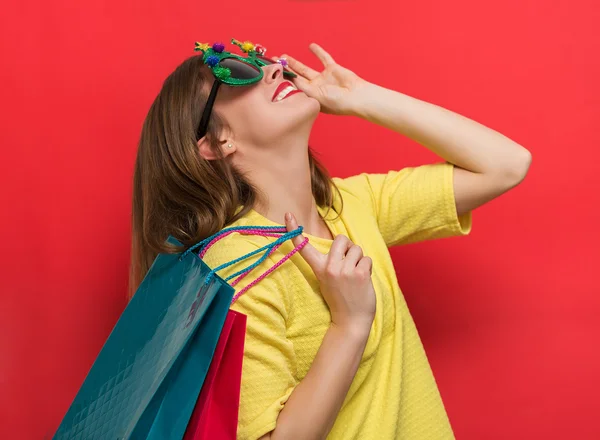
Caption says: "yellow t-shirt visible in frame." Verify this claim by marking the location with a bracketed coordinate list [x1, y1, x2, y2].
[202, 161, 473, 439]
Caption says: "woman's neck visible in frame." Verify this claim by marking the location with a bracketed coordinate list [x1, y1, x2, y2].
[237, 142, 333, 240]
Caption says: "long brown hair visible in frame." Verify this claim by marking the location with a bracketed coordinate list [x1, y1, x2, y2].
[128, 54, 343, 299]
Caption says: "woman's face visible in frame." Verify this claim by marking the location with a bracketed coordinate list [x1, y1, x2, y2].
[210, 62, 320, 149]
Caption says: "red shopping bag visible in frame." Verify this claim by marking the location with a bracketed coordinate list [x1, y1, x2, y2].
[183, 224, 308, 439]
[183, 309, 247, 440]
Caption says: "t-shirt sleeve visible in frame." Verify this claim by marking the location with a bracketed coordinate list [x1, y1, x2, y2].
[201, 234, 298, 440]
[337, 161, 473, 247]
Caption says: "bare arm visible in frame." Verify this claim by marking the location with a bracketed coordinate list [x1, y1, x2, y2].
[350, 82, 532, 215]
[257, 213, 376, 440]
[277, 44, 531, 215]
[259, 323, 370, 440]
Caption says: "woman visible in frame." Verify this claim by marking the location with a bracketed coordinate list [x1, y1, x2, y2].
[129, 39, 531, 439]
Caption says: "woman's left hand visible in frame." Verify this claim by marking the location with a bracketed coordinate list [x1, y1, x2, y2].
[275, 43, 369, 116]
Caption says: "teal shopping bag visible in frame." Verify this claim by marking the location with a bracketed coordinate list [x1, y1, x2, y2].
[53, 225, 305, 440]
[53, 235, 231, 440]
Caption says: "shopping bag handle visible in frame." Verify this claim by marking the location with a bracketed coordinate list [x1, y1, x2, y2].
[180, 225, 309, 304]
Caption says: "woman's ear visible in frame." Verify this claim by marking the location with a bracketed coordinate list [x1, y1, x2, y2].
[198, 136, 217, 160]
[198, 137, 236, 160]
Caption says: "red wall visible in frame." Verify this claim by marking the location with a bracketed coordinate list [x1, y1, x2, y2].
[2, 0, 598, 438]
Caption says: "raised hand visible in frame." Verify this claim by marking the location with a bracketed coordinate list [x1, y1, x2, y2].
[274, 43, 369, 116]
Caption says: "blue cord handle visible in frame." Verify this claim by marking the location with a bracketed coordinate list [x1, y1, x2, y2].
[179, 225, 293, 261]
[177, 224, 304, 285]
[205, 227, 303, 285]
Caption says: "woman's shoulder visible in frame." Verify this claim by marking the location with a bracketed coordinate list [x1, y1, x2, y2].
[201, 230, 294, 315]
[329, 173, 379, 220]
[331, 173, 369, 196]
[200, 231, 272, 274]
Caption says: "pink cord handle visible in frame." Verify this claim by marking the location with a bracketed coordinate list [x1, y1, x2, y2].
[230, 236, 308, 304]
[199, 227, 308, 304]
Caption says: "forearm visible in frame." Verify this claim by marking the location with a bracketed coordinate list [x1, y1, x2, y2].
[349, 82, 530, 175]
[270, 323, 370, 440]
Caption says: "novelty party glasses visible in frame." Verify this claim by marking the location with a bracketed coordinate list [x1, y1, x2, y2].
[194, 38, 297, 141]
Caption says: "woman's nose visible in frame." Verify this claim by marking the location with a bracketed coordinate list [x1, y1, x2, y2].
[263, 63, 284, 82]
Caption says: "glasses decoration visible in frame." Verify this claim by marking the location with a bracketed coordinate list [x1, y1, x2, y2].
[192, 38, 296, 140]
[194, 38, 289, 81]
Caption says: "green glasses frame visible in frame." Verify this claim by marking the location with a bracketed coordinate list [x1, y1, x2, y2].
[194, 39, 297, 140]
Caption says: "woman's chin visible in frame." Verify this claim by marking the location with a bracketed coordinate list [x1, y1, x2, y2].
[301, 95, 321, 116]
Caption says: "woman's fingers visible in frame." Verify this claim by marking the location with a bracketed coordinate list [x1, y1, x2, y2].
[278, 53, 319, 81]
[284, 211, 303, 247]
[343, 245, 364, 268]
[290, 75, 315, 97]
[284, 212, 325, 272]
[356, 256, 373, 276]
[308, 43, 336, 67]
[328, 235, 353, 265]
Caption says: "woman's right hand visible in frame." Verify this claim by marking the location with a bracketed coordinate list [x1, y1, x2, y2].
[285, 212, 376, 333]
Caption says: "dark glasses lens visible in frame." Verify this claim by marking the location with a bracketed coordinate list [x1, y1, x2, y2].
[255, 55, 276, 65]
[219, 58, 261, 80]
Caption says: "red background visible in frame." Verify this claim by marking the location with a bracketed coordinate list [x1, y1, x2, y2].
[1, 0, 598, 438]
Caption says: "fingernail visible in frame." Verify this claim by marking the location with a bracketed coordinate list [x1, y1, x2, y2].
[285, 212, 291, 222]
